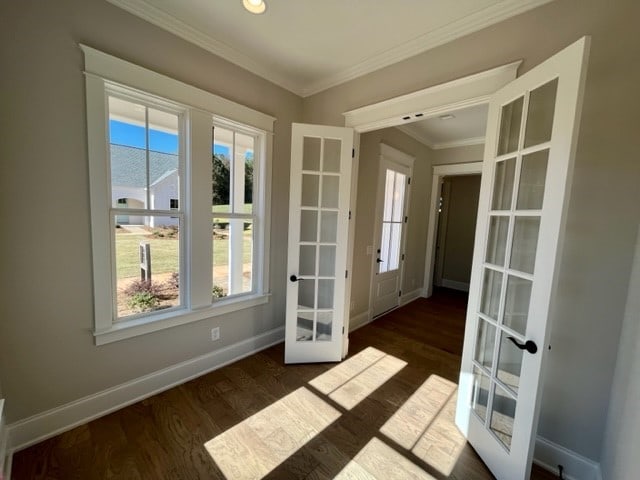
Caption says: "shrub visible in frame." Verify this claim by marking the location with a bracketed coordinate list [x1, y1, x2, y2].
[212, 285, 226, 298]
[124, 279, 163, 297]
[124, 279, 162, 312]
[166, 272, 180, 289]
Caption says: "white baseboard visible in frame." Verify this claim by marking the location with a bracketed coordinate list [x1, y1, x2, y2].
[0, 399, 9, 480]
[534, 436, 602, 480]
[441, 279, 470, 292]
[400, 288, 422, 306]
[348, 310, 372, 332]
[7, 326, 284, 454]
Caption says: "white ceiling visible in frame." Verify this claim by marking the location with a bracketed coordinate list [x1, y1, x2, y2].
[107, 0, 553, 97]
[398, 103, 489, 150]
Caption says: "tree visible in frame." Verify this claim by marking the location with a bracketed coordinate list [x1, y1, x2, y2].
[212, 153, 230, 206]
[244, 156, 253, 205]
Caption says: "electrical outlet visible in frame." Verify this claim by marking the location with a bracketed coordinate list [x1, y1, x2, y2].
[211, 326, 220, 341]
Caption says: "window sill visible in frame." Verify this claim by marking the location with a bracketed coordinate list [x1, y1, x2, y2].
[94, 293, 271, 346]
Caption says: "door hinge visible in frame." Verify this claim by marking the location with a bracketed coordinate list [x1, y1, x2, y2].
[401, 254, 405, 261]
[404, 216, 408, 223]
[398, 290, 402, 297]
[348, 210, 352, 220]
[408, 177, 411, 185]
[345, 270, 348, 278]
[342, 326, 345, 334]
[352, 148, 355, 158]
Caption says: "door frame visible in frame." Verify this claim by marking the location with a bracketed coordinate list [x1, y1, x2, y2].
[342, 62, 519, 329]
[423, 162, 483, 297]
[368, 143, 414, 318]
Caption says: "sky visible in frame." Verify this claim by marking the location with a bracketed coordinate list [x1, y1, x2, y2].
[110, 120, 231, 157]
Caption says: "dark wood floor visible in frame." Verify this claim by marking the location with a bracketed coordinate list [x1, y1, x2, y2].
[12, 288, 557, 479]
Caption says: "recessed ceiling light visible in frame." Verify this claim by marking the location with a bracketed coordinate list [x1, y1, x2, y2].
[439, 114, 456, 120]
[243, 0, 266, 14]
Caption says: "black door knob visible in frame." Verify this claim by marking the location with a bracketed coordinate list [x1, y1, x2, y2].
[507, 336, 538, 354]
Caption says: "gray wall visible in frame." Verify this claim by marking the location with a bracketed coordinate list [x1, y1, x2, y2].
[433, 144, 484, 166]
[440, 175, 481, 285]
[601, 224, 640, 480]
[303, 0, 640, 461]
[0, 0, 302, 422]
[351, 128, 432, 318]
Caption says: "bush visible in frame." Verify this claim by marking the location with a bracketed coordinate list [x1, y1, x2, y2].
[212, 285, 226, 298]
[166, 272, 180, 289]
[124, 279, 163, 297]
[124, 279, 163, 312]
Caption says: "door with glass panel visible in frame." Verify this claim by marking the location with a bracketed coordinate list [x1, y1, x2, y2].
[371, 145, 413, 318]
[285, 123, 353, 364]
[455, 37, 590, 479]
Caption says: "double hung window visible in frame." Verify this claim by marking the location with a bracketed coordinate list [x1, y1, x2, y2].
[83, 45, 273, 344]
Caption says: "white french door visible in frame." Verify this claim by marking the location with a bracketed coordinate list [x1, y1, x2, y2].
[455, 37, 590, 479]
[371, 144, 413, 317]
[285, 123, 353, 364]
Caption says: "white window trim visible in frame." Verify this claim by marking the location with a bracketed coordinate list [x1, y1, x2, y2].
[82, 45, 274, 345]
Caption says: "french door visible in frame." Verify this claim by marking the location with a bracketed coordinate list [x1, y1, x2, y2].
[284, 123, 353, 363]
[456, 37, 590, 479]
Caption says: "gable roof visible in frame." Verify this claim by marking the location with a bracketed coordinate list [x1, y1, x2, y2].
[110, 144, 178, 188]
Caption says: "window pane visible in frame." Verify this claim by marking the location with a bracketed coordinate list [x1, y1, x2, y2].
[382, 170, 395, 221]
[300, 210, 318, 242]
[391, 172, 406, 222]
[480, 268, 502, 321]
[517, 150, 548, 210]
[471, 366, 490, 423]
[490, 384, 516, 450]
[486, 216, 509, 266]
[297, 311, 314, 342]
[298, 279, 315, 309]
[212, 218, 253, 298]
[148, 108, 180, 211]
[491, 158, 516, 211]
[474, 319, 496, 371]
[497, 331, 523, 395]
[318, 246, 336, 277]
[301, 174, 320, 207]
[318, 279, 334, 309]
[148, 108, 179, 154]
[299, 245, 316, 276]
[510, 216, 541, 274]
[388, 223, 401, 271]
[323, 139, 341, 173]
[212, 126, 232, 214]
[524, 79, 558, 148]
[114, 216, 181, 319]
[303, 136, 321, 171]
[504, 276, 532, 335]
[316, 312, 333, 341]
[379, 223, 391, 274]
[497, 96, 523, 156]
[320, 211, 338, 243]
[321, 175, 339, 208]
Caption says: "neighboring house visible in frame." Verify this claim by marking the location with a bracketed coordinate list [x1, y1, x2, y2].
[110, 144, 179, 227]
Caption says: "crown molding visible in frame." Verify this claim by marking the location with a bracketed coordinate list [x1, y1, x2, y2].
[108, 0, 553, 98]
[300, 0, 555, 96]
[433, 136, 486, 150]
[106, 0, 305, 95]
[396, 125, 435, 149]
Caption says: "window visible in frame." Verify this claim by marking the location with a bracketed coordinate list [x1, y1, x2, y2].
[83, 45, 274, 344]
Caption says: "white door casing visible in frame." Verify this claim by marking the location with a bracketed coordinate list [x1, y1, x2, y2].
[455, 37, 590, 479]
[285, 123, 354, 364]
[370, 144, 414, 318]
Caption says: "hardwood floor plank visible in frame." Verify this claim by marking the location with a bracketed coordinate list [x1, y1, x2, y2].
[12, 288, 559, 480]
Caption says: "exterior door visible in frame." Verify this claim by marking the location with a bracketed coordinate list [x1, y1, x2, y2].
[371, 144, 413, 317]
[455, 37, 590, 479]
[285, 123, 353, 364]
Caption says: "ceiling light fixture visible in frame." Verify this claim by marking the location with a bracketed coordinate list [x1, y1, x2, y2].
[243, 0, 266, 14]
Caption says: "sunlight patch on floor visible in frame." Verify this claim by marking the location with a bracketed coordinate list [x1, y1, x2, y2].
[380, 375, 466, 476]
[335, 437, 436, 480]
[204, 387, 340, 479]
[309, 346, 407, 410]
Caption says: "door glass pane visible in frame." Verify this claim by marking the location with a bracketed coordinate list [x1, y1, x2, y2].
[517, 150, 548, 210]
[486, 216, 509, 266]
[301, 174, 319, 207]
[300, 210, 318, 242]
[491, 158, 516, 211]
[391, 172, 406, 222]
[383, 170, 395, 221]
[497, 331, 523, 394]
[504, 276, 532, 335]
[303, 137, 321, 171]
[320, 211, 338, 243]
[297, 311, 314, 342]
[321, 175, 339, 208]
[474, 319, 496, 371]
[114, 216, 181, 319]
[298, 279, 315, 309]
[480, 269, 503, 321]
[388, 223, 401, 271]
[524, 79, 558, 148]
[380, 223, 391, 273]
[490, 384, 515, 450]
[318, 246, 336, 276]
[318, 279, 334, 309]
[497, 96, 523, 155]
[510, 216, 541, 274]
[299, 245, 316, 276]
[471, 366, 491, 423]
[316, 312, 333, 341]
[323, 139, 341, 173]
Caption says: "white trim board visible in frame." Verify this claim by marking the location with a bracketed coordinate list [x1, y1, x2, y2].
[0, 399, 8, 479]
[422, 162, 483, 298]
[7, 326, 284, 453]
[534, 436, 603, 480]
[441, 279, 470, 292]
[400, 288, 423, 306]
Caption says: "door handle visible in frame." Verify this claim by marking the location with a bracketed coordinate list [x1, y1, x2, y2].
[507, 336, 538, 354]
[290, 275, 304, 282]
[376, 258, 384, 263]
